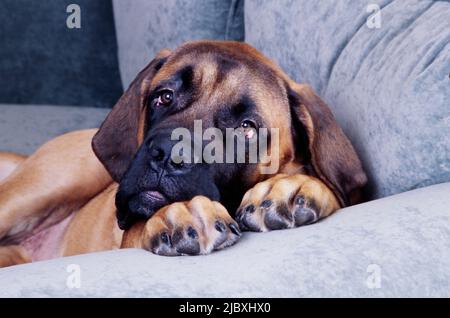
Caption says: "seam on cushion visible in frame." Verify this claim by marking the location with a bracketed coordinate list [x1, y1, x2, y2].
[417, 3, 450, 75]
[325, 1, 395, 93]
[367, 1, 436, 79]
[225, 0, 240, 40]
[349, 0, 434, 83]
[419, 40, 450, 76]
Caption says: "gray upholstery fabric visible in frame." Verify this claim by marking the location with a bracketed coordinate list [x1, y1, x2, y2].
[0, 104, 109, 155]
[113, 0, 245, 89]
[245, 0, 450, 199]
[1, 2, 449, 299]
[0, 0, 123, 108]
[1, 182, 449, 297]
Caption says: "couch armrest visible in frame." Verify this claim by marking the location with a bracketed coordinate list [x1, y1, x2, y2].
[0, 104, 109, 155]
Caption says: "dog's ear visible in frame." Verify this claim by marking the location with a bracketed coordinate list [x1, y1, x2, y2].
[92, 49, 172, 182]
[288, 82, 367, 207]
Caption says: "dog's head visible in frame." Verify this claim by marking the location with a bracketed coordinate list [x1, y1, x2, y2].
[92, 41, 367, 230]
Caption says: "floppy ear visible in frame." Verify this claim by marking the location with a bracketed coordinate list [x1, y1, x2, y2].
[288, 82, 367, 207]
[92, 49, 172, 182]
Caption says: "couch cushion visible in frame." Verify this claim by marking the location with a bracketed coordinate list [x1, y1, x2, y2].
[113, 0, 245, 89]
[0, 0, 123, 108]
[1, 182, 449, 297]
[0, 104, 109, 154]
[245, 0, 450, 199]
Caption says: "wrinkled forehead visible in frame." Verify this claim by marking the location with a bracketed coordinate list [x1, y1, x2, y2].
[153, 46, 287, 101]
[145, 43, 292, 131]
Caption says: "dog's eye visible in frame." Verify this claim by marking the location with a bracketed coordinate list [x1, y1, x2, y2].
[239, 119, 257, 139]
[241, 120, 256, 129]
[156, 90, 173, 106]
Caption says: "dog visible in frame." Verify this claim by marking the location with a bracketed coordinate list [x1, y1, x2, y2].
[0, 41, 367, 267]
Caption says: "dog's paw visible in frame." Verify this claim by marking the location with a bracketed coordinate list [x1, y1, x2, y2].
[140, 196, 241, 256]
[236, 174, 340, 232]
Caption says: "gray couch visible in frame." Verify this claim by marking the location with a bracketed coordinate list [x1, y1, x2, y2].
[0, 0, 449, 297]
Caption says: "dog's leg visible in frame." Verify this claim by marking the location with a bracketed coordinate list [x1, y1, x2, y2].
[60, 183, 122, 257]
[1, 154, 35, 267]
[235, 174, 340, 232]
[0, 245, 31, 267]
[0, 129, 113, 244]
[122, 196, 241, 255]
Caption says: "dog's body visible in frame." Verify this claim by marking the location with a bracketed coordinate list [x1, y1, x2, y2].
[0, 130, 120, 266]
[0, 41, 367, 267]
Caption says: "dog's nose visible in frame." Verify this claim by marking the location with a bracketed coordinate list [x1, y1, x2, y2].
[148, 138, 186, 171]
[150, 146, 165, 162]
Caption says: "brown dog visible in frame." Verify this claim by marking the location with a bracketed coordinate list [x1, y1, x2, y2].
[0, 41, 367, 267]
